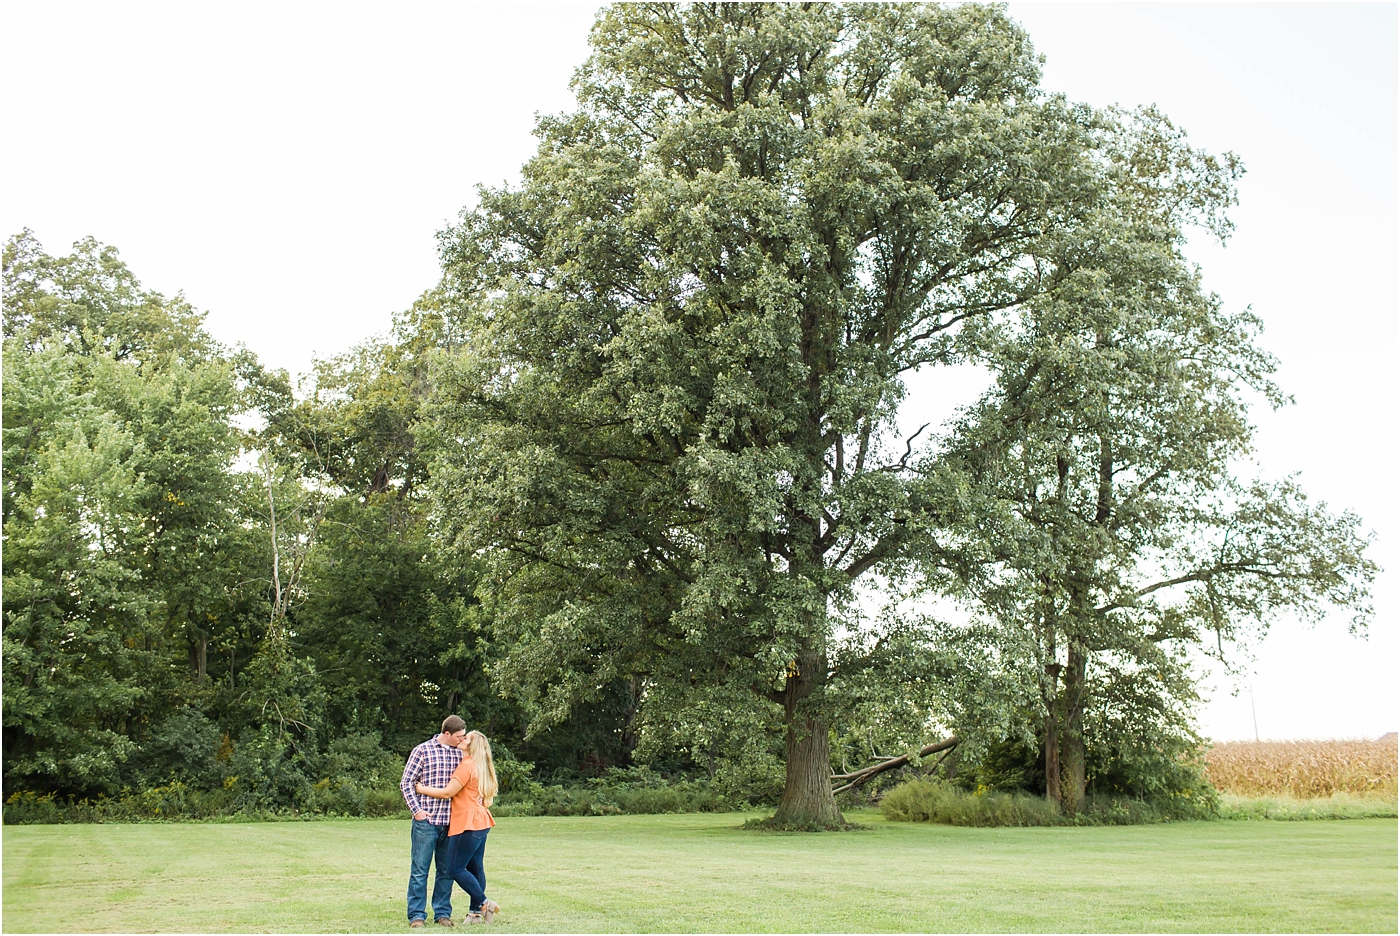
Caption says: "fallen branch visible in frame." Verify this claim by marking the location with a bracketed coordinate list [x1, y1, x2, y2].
[832, 755, 900, 778]
[831, 736, 959, 794]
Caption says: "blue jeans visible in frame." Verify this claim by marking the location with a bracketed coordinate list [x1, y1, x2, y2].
[445, 828, 490, 912]
[407, 819, 454, 922]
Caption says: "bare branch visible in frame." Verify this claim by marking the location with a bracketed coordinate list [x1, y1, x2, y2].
[831, 737, 959, 794]
[878, 423, 930, 473]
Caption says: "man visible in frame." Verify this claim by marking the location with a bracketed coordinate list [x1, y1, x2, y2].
[402, 715, 467, 927]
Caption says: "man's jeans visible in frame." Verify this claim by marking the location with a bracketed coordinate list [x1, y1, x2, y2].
[407, 818, 454, 922]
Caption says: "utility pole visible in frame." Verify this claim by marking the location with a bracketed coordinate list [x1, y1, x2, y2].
[1249, 683, 1259, 742]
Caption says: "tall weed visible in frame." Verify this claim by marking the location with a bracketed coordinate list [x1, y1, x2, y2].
[880, 779, 1058, 826]
[879, 779, 1212, 826]
[1216, 792, 1397, 821]
[3, 780, 404, 824]
[493, 767, 734, 817]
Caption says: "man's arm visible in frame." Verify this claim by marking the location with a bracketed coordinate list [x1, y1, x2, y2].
[400, 746, 427, 818]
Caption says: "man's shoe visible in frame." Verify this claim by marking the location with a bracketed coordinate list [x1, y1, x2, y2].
[410, 921, 425, 929]
[435, 918, 456, 927]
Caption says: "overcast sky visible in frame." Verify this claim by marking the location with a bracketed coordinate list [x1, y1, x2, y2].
[2, 2, 1395, 741]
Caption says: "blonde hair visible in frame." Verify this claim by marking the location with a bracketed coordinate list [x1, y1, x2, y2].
[464, 731, 498, 807]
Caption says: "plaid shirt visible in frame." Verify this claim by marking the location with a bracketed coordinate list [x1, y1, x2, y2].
[400, 736, 464, 825]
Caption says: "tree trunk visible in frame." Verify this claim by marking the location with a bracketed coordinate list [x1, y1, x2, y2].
[188, 636, 208, 682]
[621, 675, 641, 759]
[1061, 643, 1087, 815]
[773, 712, 844, 826]
[1043, 653, 1063, 809]
[771, 647, 844, 827]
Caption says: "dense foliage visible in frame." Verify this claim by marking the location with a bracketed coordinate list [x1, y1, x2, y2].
[2, 3, 1376, 825]
[1, 234, 650, 818]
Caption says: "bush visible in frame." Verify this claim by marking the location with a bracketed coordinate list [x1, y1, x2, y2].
[135, 706, 224, 788]
[3, 729, 410, 824]
[3, 792, 66, 824]
[2, 780, 404, 824]
[4, 751, 746, 824]
[878, 778, 1220, 826]
[878, 776, 1393, 826]
[4, 784, 241, 824]
[1075, 793, 1212, 824]
[880, 778, 1059, 826]
[493, 767, 737, 817]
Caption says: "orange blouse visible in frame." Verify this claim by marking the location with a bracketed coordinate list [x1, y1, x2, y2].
[447, 755, 496, 835]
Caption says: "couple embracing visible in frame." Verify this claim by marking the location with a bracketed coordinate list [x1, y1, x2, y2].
[400, 715, 502, 927]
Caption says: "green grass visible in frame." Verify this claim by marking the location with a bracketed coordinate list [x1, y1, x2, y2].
[4, 812, 1396, 932]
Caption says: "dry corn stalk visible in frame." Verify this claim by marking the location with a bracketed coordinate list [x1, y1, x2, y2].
[1206, 737, 1398, 799]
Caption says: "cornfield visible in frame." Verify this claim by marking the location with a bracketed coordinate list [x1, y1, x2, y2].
[1206, 737, 1398, 800]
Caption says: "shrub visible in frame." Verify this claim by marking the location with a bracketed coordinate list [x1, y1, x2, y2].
[3, 792, 66, 824]
[878, 778, 1214, 826]
[880, 779, 1059, 826]
[4, 761, 741, 823]
[1, 780, 405, 824]
[1076, 793, 1212, 824]
[493, 767, 735, 817]
[135, 707, 224, 788]
[4, 784, 242, 824]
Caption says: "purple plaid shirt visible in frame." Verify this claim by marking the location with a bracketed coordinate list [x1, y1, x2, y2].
[400, 735, 464, 825]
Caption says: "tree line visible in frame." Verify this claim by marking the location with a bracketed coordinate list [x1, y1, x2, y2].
[2, 3, 1375, 826]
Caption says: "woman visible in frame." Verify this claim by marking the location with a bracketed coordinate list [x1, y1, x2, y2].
[416, 730, 501, 925]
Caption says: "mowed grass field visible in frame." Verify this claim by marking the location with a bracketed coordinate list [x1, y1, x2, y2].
[4, 812, 1396, 933]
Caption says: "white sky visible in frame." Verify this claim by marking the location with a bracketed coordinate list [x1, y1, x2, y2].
[2, 2, 1395, 741]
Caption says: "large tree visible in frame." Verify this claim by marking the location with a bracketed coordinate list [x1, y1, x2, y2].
[428, 2, 1104, 825]
[2, 231, 262, 795]
[277, 319, 505, 754]
[939, 109, 1376, 813]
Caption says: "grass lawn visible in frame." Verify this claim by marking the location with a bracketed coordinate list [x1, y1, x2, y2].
[3, 811, 1396, 933]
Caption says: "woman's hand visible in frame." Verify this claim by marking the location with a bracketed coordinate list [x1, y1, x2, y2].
[414, 778, 464, 799]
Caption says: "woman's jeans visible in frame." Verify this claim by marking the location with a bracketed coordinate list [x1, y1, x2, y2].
[407, 818, 454, 922]
[445, 828, 491, 912]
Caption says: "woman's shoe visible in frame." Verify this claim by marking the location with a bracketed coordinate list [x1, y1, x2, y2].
[481, 900, 500, 923]
[462, 912, 485, 926]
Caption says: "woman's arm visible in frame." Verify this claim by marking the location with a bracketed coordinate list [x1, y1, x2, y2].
[415, 778, 464, 799]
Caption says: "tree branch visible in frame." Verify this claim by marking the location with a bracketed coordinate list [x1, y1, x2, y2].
[877, 423, 930, 473]
[831, 737, 959, 793]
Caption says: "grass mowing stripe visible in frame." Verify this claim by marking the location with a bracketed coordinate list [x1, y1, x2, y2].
[3, 811, 1395, 933]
